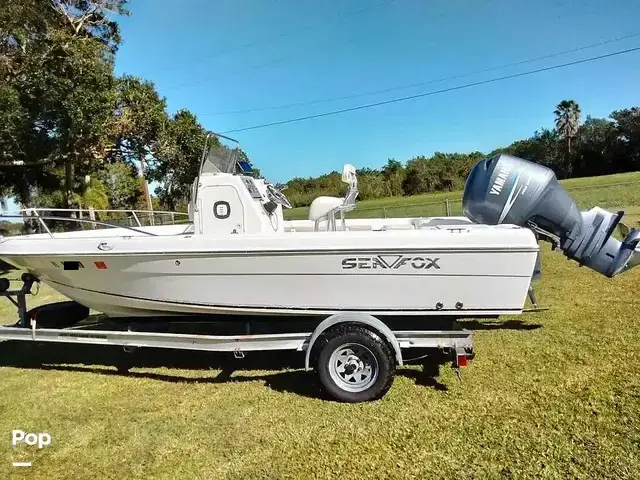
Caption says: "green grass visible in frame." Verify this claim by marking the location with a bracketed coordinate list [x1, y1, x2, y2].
[1, 242, 640, 478]
[285, 170, 640, 220]
[2, 173, 640, 478]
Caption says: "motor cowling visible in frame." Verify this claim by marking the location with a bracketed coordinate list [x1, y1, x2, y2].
[462, 153, 640, 277]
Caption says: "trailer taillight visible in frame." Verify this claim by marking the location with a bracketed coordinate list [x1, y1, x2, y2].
[457, 353, 468, 367]
[453, 347, 469, 368]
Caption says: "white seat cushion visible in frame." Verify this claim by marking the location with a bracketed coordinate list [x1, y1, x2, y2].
[308, 196, 344, 222]
[345, 224, 373, 231]
[380, 224, 415, 231]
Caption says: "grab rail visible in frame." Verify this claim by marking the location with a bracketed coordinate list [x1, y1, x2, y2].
[10, 208, 189, 227]
[0, 214, 166, 238]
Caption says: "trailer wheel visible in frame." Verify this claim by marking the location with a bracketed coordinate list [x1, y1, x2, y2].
[315, 324, 395, 403]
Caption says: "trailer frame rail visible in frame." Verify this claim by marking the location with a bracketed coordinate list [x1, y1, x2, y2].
[0, 273, 476, 402]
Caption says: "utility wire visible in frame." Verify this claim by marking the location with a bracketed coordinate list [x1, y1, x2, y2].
[162, 0, 473, 93]
[220, 46, 640, 134]
[204, 31, 640, 116]
[154, 0, 398, 76]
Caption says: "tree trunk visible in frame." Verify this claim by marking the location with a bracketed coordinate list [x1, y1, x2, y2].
[65, 159, 74, 208]
[18, 175, 37, 234]
[18, 176, 31, 208]
[566, 136, 573, 178]
[139, 158, 154, 225]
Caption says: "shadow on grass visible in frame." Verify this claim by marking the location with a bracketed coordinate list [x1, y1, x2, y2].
[0, 341, 450, 400]
[0, 260, 17, 276]
[396, 367, 449, 391]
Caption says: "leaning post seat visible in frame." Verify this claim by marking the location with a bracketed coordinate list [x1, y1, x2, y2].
[308, 164, 359, 231]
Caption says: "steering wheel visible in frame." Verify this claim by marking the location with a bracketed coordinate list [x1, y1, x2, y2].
[266, 184, 293, 209]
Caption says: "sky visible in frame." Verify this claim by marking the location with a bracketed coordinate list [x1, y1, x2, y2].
[108, 0, 640, 184]
[2, 0, 640, 214]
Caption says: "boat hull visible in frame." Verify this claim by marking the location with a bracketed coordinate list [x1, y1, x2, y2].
[2, 245, 539, 317]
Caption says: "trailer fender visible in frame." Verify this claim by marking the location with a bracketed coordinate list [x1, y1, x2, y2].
[304, 313, 403, 371]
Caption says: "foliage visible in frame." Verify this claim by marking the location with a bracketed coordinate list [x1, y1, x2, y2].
[554, 100, 581, 147]
[96, 161, 142, 209]
[34, 176, 109, 211]
[149, 109, 210, 210]
[572, 116, 618, 177]
[283, 102, 640, 207]
[108, 75, 168, 167]
[76, 177, 109, 210]
[381, 159, 404, 197]
[554, 99, 581, 176]
[0, 0, 129, 208]
[0, 220, 22, 236]
[403, 152, 483, 196]
[610, 107, 640, 172]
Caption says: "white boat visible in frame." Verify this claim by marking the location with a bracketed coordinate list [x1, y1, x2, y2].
[1, 135, 638, 319]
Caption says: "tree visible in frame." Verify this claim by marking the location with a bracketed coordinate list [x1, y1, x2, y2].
[401, 152, 481, 196]
[381, 159, 405, 197]
[501, 128, 565, 175]
[149, 110, 209, 210]
[96, 161, 142, 209]
[108, 75, 168, 211]
[572, 116, 618, 177]
[109, 76, 168, 166]
[609, 107, 640, 172]
[0, 0, 130, 208]
[249, 167, 263, 179]
[48, 1, 129, 53]
[554, 100, 581, 176]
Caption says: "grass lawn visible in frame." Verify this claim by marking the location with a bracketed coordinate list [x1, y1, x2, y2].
[2, 172, 640, 478]
[1, 241, 639, 478]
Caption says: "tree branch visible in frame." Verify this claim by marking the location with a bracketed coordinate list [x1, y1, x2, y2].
[0, 158, 56, 168]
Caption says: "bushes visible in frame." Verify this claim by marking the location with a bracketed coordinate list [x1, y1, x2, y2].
[282, 106, 640, 208]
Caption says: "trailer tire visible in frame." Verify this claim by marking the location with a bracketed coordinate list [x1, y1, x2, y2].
[315, 324, 395, 403]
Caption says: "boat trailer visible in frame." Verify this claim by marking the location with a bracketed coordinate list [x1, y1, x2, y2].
[0, 274, 546, 403]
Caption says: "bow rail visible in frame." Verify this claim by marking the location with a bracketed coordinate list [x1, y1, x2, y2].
[0, 208, 192, 239]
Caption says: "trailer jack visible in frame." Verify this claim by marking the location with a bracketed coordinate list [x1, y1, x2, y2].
[0, 273, 39, 328]
[523, 284, 549, 313]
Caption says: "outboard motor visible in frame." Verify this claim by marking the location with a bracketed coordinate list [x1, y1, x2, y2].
[462, 153, 640, 278]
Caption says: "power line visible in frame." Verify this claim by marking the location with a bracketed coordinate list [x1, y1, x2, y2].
[161, 18, 405, 93]
[154, 0, 399, 76]
[204, 31, 640, 116]
[162, 0, 478, 93]
[220, 46, 640, 134]
[162, 0, 586, 97]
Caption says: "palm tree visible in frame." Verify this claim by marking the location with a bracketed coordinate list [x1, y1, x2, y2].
[554, 100, 581, 157]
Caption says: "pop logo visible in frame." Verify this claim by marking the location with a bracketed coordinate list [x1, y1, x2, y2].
[12, 430, 51, 449]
